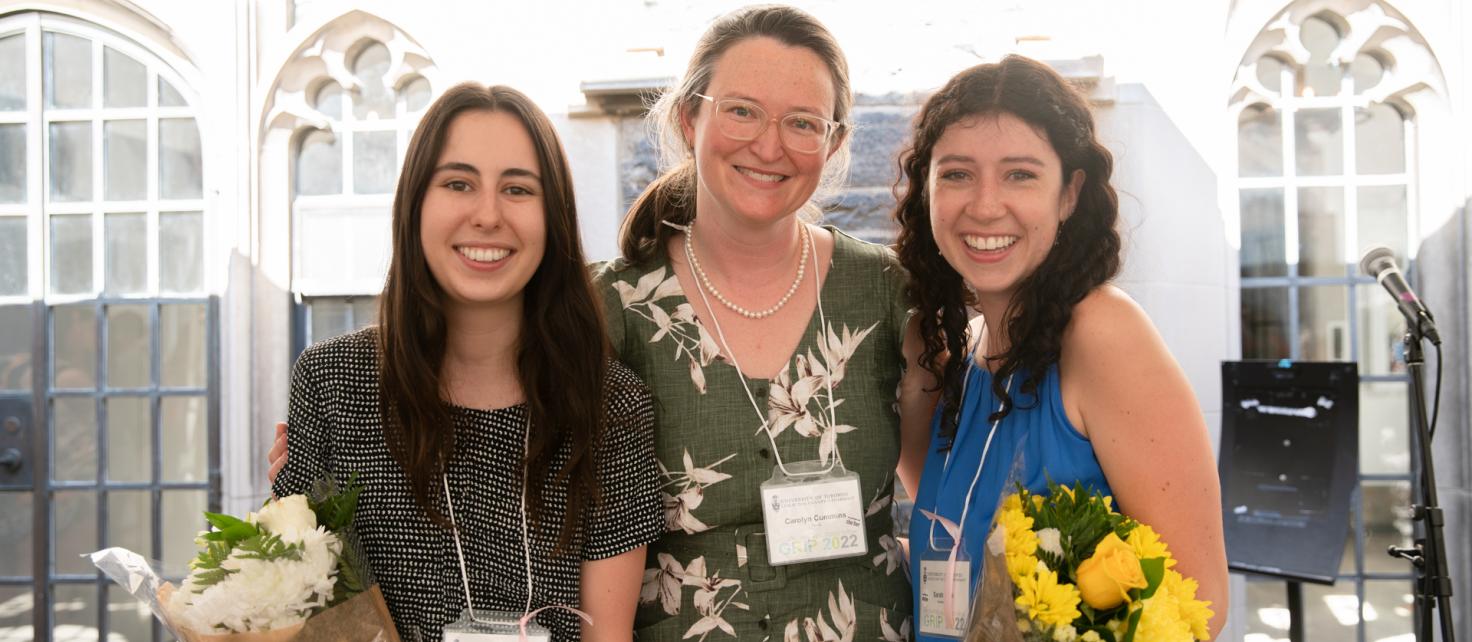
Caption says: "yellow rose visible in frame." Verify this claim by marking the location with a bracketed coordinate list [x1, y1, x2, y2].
[1075, 532, 1148, 610]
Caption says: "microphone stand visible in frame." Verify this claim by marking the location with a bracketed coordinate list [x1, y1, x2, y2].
[1387, 323, 1456, 642]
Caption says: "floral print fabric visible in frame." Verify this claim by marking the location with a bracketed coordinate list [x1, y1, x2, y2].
[594, 228, 914, 641]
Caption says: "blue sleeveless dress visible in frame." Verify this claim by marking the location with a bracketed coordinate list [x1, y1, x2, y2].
[908, 360, 1111, 642]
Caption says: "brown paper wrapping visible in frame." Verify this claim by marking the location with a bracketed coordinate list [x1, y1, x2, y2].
[964, 546, 1026, 642]
[159, 583, 402, 642]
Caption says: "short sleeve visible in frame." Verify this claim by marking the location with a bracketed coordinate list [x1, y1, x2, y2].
[583, 365, 664, 560]
[272, 347, 334, 499]
[590, 261, 629, 360]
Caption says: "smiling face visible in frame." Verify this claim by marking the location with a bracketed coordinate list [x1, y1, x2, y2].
[419, 109, 547, 314]
[928, 112, 1084, 312]
[682, 36, 839, 228]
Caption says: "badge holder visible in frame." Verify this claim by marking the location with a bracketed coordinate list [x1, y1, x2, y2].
[759, 459, 868, 566]
[443, 610, 551, 642]
[918, 533, 972, 639]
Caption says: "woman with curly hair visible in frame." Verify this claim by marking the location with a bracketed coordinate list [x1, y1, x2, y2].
[894, 55, 1227, 640]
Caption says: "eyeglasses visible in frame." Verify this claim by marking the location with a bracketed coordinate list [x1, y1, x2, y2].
[694, 94, 842, 154]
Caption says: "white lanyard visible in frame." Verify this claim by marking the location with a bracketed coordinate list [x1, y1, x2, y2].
[926, 356, 1014, 553]
[675, 221, 841, 477]
[442, 421, 534, 620]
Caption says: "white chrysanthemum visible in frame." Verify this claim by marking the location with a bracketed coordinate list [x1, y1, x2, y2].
[1036, 528, 1063, 559]
[168, 526, 341, 633]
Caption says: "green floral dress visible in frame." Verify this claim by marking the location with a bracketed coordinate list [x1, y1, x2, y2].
[594, 228, 914, 642]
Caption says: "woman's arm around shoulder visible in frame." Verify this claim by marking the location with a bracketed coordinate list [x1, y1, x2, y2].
[1059, 285, 1229, 639]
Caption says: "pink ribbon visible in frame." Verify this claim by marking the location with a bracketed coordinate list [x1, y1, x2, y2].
[518, 604, 592, 641]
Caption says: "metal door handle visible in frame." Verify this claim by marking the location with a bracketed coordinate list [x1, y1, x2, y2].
[0, 447, 20, 473]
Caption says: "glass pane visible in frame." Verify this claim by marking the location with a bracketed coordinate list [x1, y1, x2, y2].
[44, 31, 92, 109]
[1362, 480, 1412, 574]
[403, 76, 431, 112]
[52, 305, 97, 388]
[1296, 285, 1348, 361]
[1360, 381, 1410, 474]
[52, 398, 96, 482]
[159, 211, 203, 293]
[1307, 581, 1362, 633]
[309, 298, 351, 344]
[0, 217, 25, 296]
[1358, 283, 1406, 376]
[159, 118, 203, 199]
[295, 128, 341, 196]
[0, 35, 24, 110]
[0, 306, 31, 390]
[162, 395, 206, 482]
[0, 124, 24, 203]
[53, 583, 99, 639]
[351, 42, 393, 120]
[50, 214, 93, 295]
[1363, 580, 1415, 639]
[1238, 105, 1283, 177]
[1357, 186, 1407, 266]
[53, 491, 97, 574]
[103, 47, 146, 108]
[0, 492, 33, 576]
[1297, 187, 1345, 277]
[49, 122, 93, 202]
[158, 77, 186, 107]
[353, 130, 395, 194]
[106, 305, 149, 389]
[1244, 579, 1291, 639]
[160, 303, 205, 388]
[1240, 188, 1286, 277]
[109, 585, 154, 641]
[1254, 56, 1284, 96]
[106, 397, 150, 482]
[313, 82, 342, 119]
[1241, 287, 1289, 360]
[1295, 109, 1343, 176]
[106, 490, 150, 553]
[0, 586, 30, 635]
[104, 120, 146, 201]
[1298, 17, 1342, 97]
[161, 490, 207, 574]
[352, 296, 377, 329]
[1356, 103, 1405, 175]
[103, 213, 146, 295]
[1351, 53, 1384, 94]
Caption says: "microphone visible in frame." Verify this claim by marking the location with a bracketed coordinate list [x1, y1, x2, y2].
[1359, 246, 1441, 345]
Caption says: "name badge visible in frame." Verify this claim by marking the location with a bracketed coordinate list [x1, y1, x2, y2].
[442, 609, 551, 642]
[918, 541, 971, 638]
[759, 461, 867, 566]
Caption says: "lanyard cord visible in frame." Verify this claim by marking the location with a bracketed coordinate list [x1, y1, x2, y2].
[926, 349, 1013, 553]
[442, 415, 535, 620]
[675, 221, 841, 478]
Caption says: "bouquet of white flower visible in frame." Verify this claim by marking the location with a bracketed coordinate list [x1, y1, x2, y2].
[92, 478, 399, 642]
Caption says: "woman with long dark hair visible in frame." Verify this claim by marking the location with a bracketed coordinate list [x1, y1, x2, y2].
[595, 5, 935, 640]
[271, 83, 662, 642]
[894, 56, 1228, 640]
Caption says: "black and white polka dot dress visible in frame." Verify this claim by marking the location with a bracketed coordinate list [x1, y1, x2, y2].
[272, 328, 664, 642]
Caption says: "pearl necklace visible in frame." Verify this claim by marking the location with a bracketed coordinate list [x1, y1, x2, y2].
[685, 222, 810, 320]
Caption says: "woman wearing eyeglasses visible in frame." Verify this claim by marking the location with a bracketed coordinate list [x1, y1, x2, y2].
[594, 5, 933, 640]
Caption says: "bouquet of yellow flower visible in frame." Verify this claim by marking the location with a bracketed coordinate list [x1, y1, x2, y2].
[965, 482, 1213, 642]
